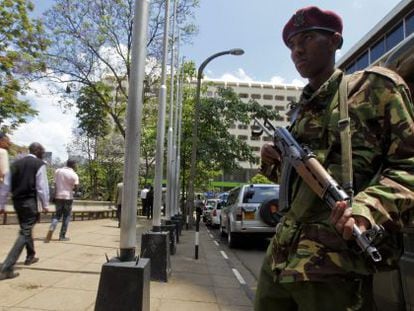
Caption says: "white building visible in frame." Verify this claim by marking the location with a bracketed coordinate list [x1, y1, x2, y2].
[204, 79, 303, 183]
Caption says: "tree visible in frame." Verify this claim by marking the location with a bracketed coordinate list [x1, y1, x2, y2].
[73, 84, 113, 199]
[178, 62, 279, 196]
[0, 0, 48, 131]
[250, 173, 273, 184]
[42, 0, 199, 137]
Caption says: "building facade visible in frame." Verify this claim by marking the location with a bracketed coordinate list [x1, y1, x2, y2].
[204, 79, 303, 185]
[337, 0, 414, 72]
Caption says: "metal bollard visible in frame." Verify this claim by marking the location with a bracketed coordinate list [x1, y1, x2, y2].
[194, 209, 201, 259]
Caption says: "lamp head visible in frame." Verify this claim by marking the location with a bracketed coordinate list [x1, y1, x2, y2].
[229, 48, 245, 56]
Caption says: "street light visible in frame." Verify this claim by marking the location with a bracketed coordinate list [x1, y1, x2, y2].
[186, 48, 245, 226]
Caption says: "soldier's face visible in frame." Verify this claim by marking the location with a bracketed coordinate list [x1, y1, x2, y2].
[287, 30, 337, 80]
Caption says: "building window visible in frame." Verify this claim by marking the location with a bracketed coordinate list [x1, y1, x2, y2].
[370, 38, 385, 63]
[263, 135, 272, 141]
[263, 105, 272, 110]
[251, 146, 260, 152]
[386, 22, 404, 51]
[251, 94, 261, 99]
[238, 135, 248, 141]
[250, 136, 260, 141]
[346, 62, 357, 74]
[275, 115, 284, 121]
[238, 124, 248, 130]
[355, 51, 369, 71]
[406, 10, 414, 36]
[239, 93, 248, 98]
[263, 94, 273, 100]
[275, 95, 285, 101]
[287, 96, 297, 102]
[275, 105, 284, 112]
[229, 123, 236, 129]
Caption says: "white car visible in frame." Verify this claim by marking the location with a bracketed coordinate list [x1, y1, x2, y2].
[203, 199, 220, 226]
[210, 200, 225, 228]
[220, 184, 279, 248]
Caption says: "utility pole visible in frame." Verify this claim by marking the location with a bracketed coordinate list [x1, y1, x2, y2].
[119, 0, 150, 261]
[152, 0, 171, 229]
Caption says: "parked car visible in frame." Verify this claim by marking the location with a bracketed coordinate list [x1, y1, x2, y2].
[203, 199, 220, 225]
[220, 184, 279, 248]
[211, 200, 225, 228]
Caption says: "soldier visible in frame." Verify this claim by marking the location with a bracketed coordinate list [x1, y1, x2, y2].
[255, 6, 414, 311]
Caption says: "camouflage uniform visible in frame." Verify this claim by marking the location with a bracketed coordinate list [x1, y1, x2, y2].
[255, 67, 414, 310]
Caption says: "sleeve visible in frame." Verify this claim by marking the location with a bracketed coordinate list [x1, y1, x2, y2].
[0, 149, 9, 183]
[36, 164, 50, 209]
[0, 171, 10, 210]
[352, 81, 414, 229]
[74, 173, 79, 186]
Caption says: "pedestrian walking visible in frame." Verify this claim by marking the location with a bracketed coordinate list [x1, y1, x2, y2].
[0, 142, 49, 280]
[146, 185, 154, 219]
[45, 159, 79, 242]
[114, 181, 123, 227]
[255, 6, 414, 310]
[0, 133, 11, 214]
[140, 185, 149, 217]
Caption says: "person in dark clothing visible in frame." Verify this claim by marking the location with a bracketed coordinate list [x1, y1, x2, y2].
[0, 142, 49, 280]
[146, 186, 154, 219]
[114, 181, 123, 227]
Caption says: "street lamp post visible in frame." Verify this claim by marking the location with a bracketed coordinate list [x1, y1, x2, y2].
[186, 48, 244, 227]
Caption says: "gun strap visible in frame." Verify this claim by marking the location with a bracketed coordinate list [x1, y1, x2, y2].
[338, 74, 354, 200]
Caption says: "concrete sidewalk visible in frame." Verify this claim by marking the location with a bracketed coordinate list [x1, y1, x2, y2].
[0, 218, 254, 310]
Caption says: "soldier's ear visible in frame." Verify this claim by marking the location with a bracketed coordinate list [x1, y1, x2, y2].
[331, 32, 343, 50]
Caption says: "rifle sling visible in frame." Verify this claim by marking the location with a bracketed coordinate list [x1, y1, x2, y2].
[338, 75, 354, 200]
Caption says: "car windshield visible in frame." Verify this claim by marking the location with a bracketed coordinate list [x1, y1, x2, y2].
[243, 186, 278, 203]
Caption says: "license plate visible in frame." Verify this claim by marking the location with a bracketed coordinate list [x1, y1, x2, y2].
[243, 211, 255, 220]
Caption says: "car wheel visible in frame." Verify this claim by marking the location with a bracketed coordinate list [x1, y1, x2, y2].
[227, 221, 239, 248]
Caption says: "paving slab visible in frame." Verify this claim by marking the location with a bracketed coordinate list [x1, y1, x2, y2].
[0, 217, 254, 310]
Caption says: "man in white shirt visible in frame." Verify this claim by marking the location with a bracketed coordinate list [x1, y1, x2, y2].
[0, 142, 49, 280]
[45, 159, 79, 242]
[140, 185, 149, 217]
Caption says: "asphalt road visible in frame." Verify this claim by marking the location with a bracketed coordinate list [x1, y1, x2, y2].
[206, 224, 270, 281]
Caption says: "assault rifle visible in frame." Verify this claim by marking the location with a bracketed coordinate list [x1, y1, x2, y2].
[252, 118, 383, 262]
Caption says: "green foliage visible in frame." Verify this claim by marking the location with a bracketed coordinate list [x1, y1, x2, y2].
[42, 0, 199, 136]
[250, 173, 273, 184]
[178, 62, 279, 193]
[67, 131, 124, 200]
[76, 83, 111, 138]
[0, 0, 48, 131]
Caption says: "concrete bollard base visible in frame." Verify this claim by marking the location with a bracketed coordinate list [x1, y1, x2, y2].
[95, 258, 150, 311]
[140, 231, 171, 282]
[160, 222, 177, 255]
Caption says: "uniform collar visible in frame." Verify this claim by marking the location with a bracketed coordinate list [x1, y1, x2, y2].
[299, 69, 343, 110]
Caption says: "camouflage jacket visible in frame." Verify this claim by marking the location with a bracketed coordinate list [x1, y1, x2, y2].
[270, 67, 414, 282]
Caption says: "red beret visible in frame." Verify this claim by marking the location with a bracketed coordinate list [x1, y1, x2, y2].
[282, 6, 343, 46]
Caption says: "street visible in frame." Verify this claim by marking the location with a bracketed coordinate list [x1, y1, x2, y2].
[202, 222, 271, 293]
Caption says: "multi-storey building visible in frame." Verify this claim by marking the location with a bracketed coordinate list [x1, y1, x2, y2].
[204, 79, 303, 185]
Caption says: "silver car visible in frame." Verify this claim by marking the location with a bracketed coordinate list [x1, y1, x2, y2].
[220, 184, 279, 248]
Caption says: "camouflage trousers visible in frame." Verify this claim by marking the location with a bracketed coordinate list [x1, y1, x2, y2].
[254, 243, 374, 311]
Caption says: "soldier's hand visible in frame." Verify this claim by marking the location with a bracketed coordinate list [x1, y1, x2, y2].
[330, 201, 370, 240]
[0, 208, 4, 215]
[42, 206, 49, 213]
[260, 143, 281, 165]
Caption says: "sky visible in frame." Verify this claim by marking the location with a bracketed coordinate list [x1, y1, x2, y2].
[12, 0, 402, 161]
